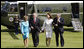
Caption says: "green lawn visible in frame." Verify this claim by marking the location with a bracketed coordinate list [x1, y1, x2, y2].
[1, 25, 83, 48]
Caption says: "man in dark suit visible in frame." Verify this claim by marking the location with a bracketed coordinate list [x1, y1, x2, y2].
[29, 13, 41, 47]
[13, 16, 19, 35]
[53, 13, 64, 47]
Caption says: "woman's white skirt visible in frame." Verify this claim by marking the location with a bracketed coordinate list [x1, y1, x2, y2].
[46, 30, 52, 38]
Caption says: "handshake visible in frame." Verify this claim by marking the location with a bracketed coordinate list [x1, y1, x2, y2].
[53, 23, 58, 27]
[40, 30, 44, 33]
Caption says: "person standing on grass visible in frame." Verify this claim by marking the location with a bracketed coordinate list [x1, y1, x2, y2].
[52, 13, 64, 47]
[41, 13, 53, 47]
[13, 16, 19, 35]
[20, 15, 29, 48]
[29, 13, 41, 47]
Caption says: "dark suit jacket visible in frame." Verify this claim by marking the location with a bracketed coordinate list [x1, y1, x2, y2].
[53, 17, 64, 33]
[29, 17, 41, 32]
[13, 18, 19, 26]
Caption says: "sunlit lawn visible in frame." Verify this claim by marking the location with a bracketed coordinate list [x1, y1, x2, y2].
[1, 25, 83, 48]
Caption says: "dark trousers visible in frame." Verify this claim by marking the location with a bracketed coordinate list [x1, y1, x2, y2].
[14, 23, 19, 34]
[55, 30, 64, 47]
[31, 30, 39, 47]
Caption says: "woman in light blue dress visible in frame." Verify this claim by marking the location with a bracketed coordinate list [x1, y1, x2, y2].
[20, 15, 29, 48]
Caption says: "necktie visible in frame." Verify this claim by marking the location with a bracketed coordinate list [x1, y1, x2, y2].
[34, 17, 36, 24]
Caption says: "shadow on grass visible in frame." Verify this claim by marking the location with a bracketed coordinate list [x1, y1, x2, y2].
[1, 29, 14, 32]
[1, 29, 21, 40]
[64, 28, 80, 33]
[64, 28, 74, 32]
[8, 32, 19, 40]
[1, 29, 21, 33]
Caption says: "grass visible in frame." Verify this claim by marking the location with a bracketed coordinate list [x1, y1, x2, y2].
[1, 25, 83, 48]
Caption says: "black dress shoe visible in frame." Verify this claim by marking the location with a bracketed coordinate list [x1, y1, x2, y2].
[34, 45, 37, 47]
[61, 45, 64, 47]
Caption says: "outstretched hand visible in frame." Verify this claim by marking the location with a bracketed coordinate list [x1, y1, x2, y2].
[40, 30, 44, 33]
